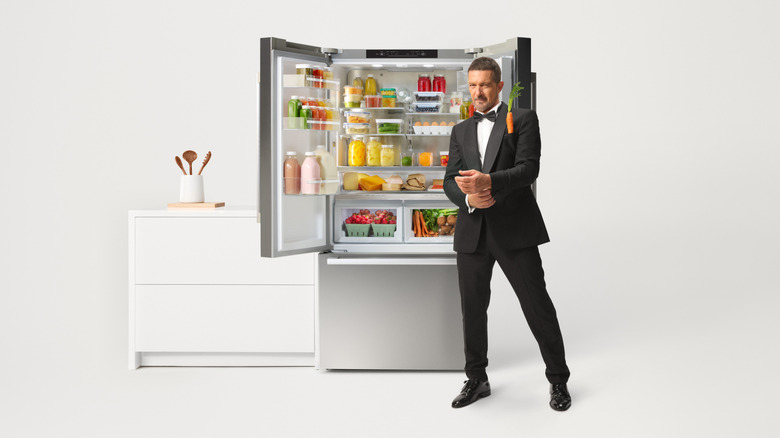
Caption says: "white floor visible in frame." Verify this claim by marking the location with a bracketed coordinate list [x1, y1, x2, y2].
[3, 258, 778, 438]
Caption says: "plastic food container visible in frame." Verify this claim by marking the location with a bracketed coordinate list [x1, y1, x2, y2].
[344, 123, 370, 134]
[345, 111, 370, 123]
[376, 119, 403, 134]
[345, 224, 370, 237]
[413, 102, 441, 113]
[413, 91, 445, 102]
[440, 151, 449, 167]
[344, 86, 363, 95]
[364, 95, 382, 108]
[381, 96, 397, 108]
[371, 223, 396, 237]
[380, 88, 396, 96]
[343, 94, 362, 103]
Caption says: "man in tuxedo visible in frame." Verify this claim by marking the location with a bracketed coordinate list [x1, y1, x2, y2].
[443, 57, 571, 411]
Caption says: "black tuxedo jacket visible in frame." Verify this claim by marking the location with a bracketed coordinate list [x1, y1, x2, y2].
[443, 103, 550, 253]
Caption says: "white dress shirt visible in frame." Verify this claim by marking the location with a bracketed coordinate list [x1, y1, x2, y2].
[466, 101, 502, 213]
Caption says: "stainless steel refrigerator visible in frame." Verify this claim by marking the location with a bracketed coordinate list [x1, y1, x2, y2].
[257, 37, 533, 370]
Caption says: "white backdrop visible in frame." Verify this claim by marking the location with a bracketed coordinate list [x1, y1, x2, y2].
[1, 0, 778, 436]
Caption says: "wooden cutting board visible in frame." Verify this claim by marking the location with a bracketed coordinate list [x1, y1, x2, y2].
[167, 202, 226, 209]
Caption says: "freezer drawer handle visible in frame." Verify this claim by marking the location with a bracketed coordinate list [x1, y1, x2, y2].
[326, 257, 456, 266]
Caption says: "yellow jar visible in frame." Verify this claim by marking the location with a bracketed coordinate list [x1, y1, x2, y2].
[380, 145, 395, 166]
[348, 136, 366, 166]
[366, 137, 382, 167]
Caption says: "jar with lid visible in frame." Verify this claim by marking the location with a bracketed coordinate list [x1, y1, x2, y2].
[418, 74, 431, 92]
[364, 74, 378, 96]
[460, 98, 471, 120]
[312, 66, 324, 88]
[283, 151, 301, 194]
[432, 74, 446, 93]
[353, 75, 363, 89]
[296, 64, 313, 76]
[381, 145, 395, 167]
[348, 136, 366, 167]
[366, 137, 382, 167]
[300, 151, 321, 195]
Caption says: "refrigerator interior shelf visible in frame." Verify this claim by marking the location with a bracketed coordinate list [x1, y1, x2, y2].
[337, 166, 445, 171]
[406, 112, 460, 116]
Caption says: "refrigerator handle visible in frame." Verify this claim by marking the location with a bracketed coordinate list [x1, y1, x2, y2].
[326, 257, 456, 266]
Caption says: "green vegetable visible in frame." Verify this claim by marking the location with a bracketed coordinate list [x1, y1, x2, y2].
[507, 82, 524, 111]
[418, 208, 458, 231]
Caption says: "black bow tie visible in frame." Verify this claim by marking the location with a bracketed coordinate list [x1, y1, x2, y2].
[473, 110, 496, 122]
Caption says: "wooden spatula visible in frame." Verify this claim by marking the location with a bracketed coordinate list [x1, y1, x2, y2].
[198, 151, 212, 175]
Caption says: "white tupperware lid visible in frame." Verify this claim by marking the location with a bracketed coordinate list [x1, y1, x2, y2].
[440, 150, 450, 155]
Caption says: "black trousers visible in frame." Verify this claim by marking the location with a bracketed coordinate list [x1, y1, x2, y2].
[456, 220, 570, 384]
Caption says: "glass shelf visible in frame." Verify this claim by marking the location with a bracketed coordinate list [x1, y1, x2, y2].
[338, 166, 445, 171]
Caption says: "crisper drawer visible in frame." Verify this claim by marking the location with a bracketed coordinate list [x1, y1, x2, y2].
[403, 200, 458, 244]
[134, 217, 314, 285]
[333, 199, 404, 244]
[134, 285, 314, 353]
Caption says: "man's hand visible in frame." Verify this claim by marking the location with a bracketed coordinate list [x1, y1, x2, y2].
[455, 169, 492, 194]
[467, 190, 495, 209]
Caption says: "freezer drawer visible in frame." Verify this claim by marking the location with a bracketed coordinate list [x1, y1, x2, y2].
[317, 253, 463, 370]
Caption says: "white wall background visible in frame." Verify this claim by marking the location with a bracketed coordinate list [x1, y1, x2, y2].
[1, 0, 779, 436]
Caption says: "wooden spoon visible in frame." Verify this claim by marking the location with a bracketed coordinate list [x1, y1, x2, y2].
[175, 156, 187, 175]
[198, 151, 212, 175]
[182, 150, 197, 175]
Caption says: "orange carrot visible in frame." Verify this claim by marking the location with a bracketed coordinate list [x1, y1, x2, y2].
[506, 82, 525, 134]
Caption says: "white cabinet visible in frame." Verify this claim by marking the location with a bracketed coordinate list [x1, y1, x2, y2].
[129, 208, 315, 369]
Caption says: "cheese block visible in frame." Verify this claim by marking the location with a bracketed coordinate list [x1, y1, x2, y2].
[382, 183, 402, 191]
[359, 175, 386, 191]
[344, 172, 369, 191]
[432, 179, 443, 186]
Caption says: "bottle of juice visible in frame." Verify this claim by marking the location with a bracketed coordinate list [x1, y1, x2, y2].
[366, 137, 382, 166]
[287, 96, 301, 129]
[300, 104, 313, 129]
[314, 145, 338, 194]
[348, 136, 366, 167]
[380, 144, 395, 166]
[300, 151, 321, 195]
[364, 74, 378, 96]
[283, 151, 301, 194]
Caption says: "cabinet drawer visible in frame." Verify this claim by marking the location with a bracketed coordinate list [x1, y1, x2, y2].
[134, 285, 314, 353]
[133, 217, 314, 285]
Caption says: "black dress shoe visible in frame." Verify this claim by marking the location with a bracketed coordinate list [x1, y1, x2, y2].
[452, 378, 491, 408]
[550, 383, 571, 411]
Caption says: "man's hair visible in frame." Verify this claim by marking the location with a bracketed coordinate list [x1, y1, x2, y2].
[468, 57, 502, 84]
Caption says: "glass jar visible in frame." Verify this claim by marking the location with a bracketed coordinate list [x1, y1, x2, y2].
[460, 98, 471, 120]
[417, 74, 431, 92]
[381, 145, 395, 167]
[401, 151, 414, 167]
[348, 136, 366, 167]
[432, 74, 446, 93]
[296, 64, 312, 76]
[439, 150, 449, 167]
[366, 137, 382, 167]
[418, 152, 433, 167]
[364, 74, 378, 96]
[312, 67, 324, 88]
